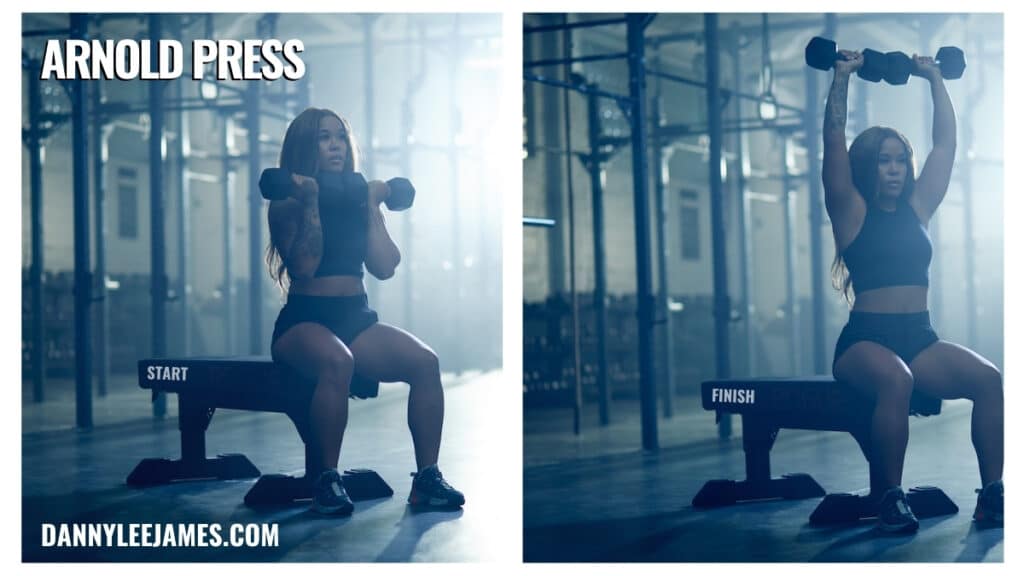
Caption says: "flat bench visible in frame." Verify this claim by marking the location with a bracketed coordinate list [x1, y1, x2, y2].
[127, 356, 393, 506]
[693, 377, 957, 525]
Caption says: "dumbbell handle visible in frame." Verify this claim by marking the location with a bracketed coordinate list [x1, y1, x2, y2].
[259, 168, 358, 201]
[260, 168, 414, 211]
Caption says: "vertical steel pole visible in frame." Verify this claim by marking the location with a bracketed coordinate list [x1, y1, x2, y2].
[628, 14, 658, 450]
[781, 134, 801, 373]
[92, 79, 109, 396]
[586, 86, 611, 426]
[71, 13, 93, 427]
[705, 14, 733, 439]
[246, 68, 263, 355]
[222, 115, 235, 355]
[149, 14, 167, 417]
[650, 88, 675, 419]
[176, 73, 191, 356]
[731, 30, 755, 379]
[27, 57, 45, 403]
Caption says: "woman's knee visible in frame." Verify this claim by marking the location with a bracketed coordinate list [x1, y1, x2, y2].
[409, 346, 440, 380]
[875, 365, 915, 403]
[971, 364, 1003, 402]
[318, 347, 355, 392]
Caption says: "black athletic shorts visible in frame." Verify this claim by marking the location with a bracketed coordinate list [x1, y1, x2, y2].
[272, 293, 380, 399]
[834, 310, 941, 416]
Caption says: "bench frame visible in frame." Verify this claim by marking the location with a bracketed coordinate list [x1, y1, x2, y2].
[694, 378, 957, 524]
[127, 357, 393, 506]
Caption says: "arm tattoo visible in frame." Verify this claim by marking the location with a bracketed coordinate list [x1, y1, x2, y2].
[289, 199, 323, 266]
[824, 76, 849, 136]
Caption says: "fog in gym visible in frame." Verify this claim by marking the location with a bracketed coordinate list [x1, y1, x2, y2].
[523, 13, 1003, 561]
[22, 13, 504, 561]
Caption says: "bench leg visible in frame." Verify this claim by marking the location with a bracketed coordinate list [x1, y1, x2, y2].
[810, 486, 959, 525]
[126, 394, 261, 486]
[693, 415, 825, 508]
[244, 469, 394, 507]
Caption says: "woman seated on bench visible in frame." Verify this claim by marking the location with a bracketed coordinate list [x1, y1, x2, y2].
[823, 49, 1002, 533]
[265, 107, 464, 515]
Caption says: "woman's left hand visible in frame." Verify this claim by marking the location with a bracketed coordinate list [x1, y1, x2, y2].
[911, 54, 943, 81]
[368, 180, 390, 206]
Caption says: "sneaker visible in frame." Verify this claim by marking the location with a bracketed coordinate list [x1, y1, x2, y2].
[877, 487, 919, 534]
[408, 465, 465, 509]
[311, 469, 354, 515]
[974, 480, 1003, 527]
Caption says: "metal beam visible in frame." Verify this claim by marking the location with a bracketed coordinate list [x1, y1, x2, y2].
[524, 52, 629, 69]
[246, 70, 263, 354]
[92, 80, 110, 397]
[149, 14, 168, 418]
[523, 72, 633, 106]
[524, 17, 627, 35]
[650, 82, 676, 420]
[71, 14, 93, 428]
[222, 114, 236, 355]
[646, 69, 804, 115]
[562, 16, 582, 435]
[176, 74, 192, 356]
[705, 14, 733, 439]
[781, 135, 802, 373]
[27, 58, 45, 403]
[731, 36, 755, 382]
[628, 14, 659, 451]
[585, 85, 611, 426]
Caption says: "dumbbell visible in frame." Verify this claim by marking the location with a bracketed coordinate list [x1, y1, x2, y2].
[805, 37, 888, 83]
[384, 177, 415, 211]
[259, 168, 415, 211]
[884, 48, 966, 84]
[935, 46, 966, 79]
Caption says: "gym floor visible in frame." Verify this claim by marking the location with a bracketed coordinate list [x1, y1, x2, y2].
[22, 370, 515, 562]
[524, 397, 1004, 562]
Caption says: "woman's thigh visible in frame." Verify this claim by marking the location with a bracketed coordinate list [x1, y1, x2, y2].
[271, 321, 354, 381]
[833, 339, 914, 400]
[348, 323, 438, 383]
[909, 340, 1001, 401]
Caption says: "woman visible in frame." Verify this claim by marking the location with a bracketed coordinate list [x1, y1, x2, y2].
[823, 50, 1002, 533]
[265, 107, 464, 515]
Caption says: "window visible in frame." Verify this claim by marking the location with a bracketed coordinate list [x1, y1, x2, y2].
[679, 189, 699, 261]
[117, 167, 138, 239]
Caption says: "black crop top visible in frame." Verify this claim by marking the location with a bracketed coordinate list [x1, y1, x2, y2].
[842, 199, 932, 295]
[315, 175, 368, 278]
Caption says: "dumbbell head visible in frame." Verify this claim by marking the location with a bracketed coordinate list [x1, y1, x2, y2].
[385, 177, 415, 211]
[884, 51, 913, 85]
[936, 46, 966, 79]
[259, 168, 292, 201]
[857, 49, 887, 83]
[805, 37, 838, 71]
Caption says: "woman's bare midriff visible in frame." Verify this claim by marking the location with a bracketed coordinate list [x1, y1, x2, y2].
[852, 285, 928, 313]
[288, 275, 365, 296]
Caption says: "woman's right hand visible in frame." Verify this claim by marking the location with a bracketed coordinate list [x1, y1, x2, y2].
[291, 174, 319, 203]
[834, 49, 863, 76]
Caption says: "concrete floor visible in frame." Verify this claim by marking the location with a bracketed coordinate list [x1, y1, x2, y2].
[524, 397, 1003, 562]
[23, 369, 516, 562]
